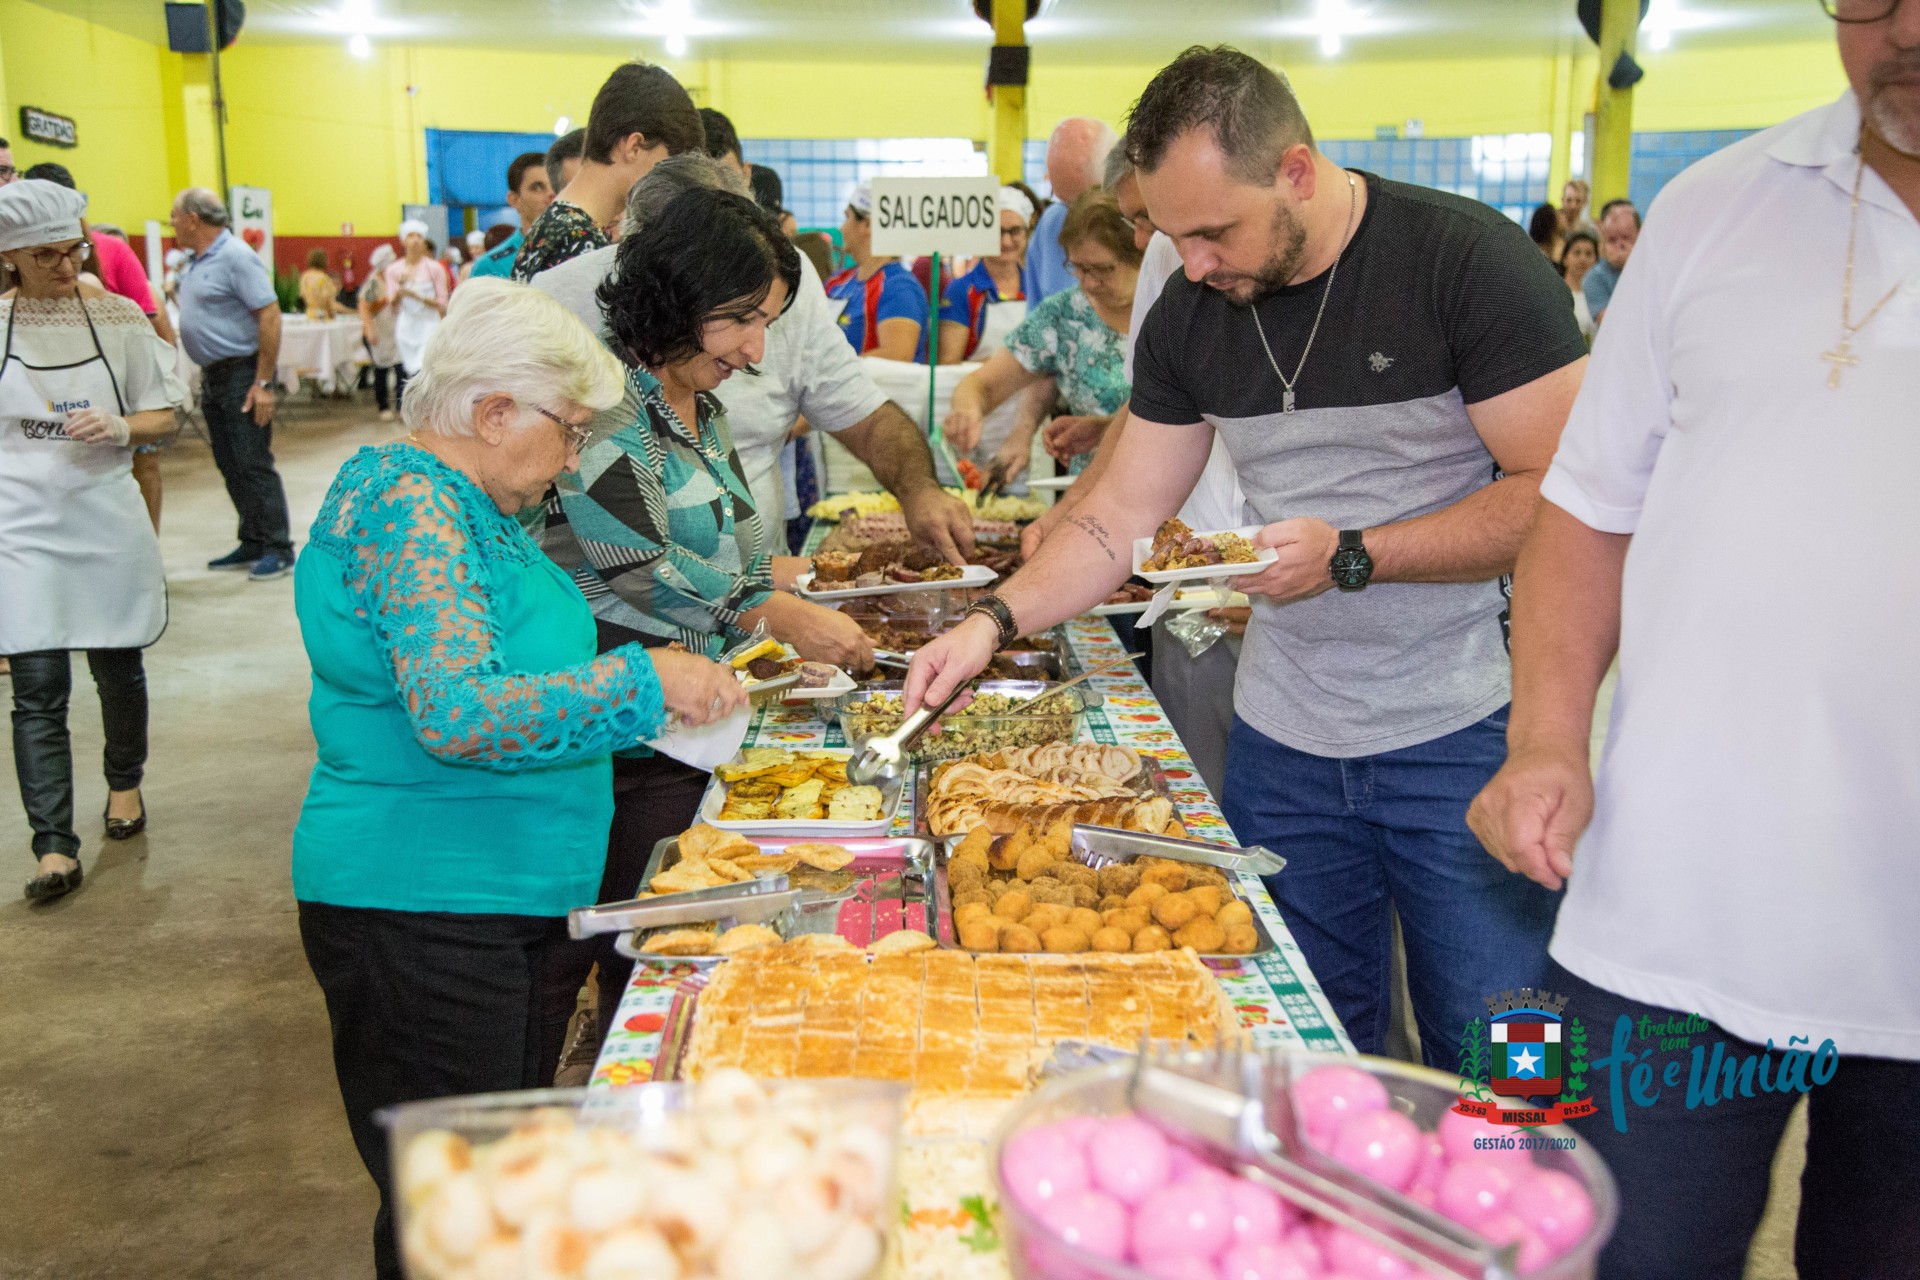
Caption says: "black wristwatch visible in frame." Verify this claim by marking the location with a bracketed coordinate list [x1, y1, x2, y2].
[963, 594, 1020, 650]
[1330, 529, 1374, 592]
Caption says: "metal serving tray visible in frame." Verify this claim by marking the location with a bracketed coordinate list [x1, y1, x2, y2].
[912, 751, 1175, 836]
[605, 833, 939, 959]
[926, 823, 1278, 962]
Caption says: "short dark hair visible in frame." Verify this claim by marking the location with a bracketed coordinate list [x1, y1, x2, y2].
[584, 62, 703, 165]
[699, 107, 743, 162]
[507, 151, 548, 196]
[1528, 203, 1560, 249]
[1598, 198, 1640, 228]
[1123, 45, 1315, 186]
[24, 162, 75, 189]
[748, 163, 784, 215]
[306, 247, 329, 270]
[483, 223, 516, 252]
[1559, 228, 1599, 276]
[546, 128, 586, 181]
[598, 188, 800, 370]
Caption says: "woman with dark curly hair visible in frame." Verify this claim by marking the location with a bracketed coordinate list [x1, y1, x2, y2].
[538, 186, 873, 1034]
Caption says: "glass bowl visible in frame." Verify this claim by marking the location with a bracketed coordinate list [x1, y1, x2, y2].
[380, 1074, 910, 1280]
[989, 1054, 1617, 1280]
[834, 679, 1101, 762]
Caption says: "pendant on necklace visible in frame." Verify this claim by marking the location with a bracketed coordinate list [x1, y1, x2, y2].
[1821, 342, 1858, 390]
[1282, 389, 1297, 414]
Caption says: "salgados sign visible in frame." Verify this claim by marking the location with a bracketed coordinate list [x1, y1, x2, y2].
[869, 176, 1001, 259]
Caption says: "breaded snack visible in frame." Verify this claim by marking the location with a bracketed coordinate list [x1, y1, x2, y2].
[954, 902, 993, 929]
[1066, 907, 1105, 936]
[1025, 904, 1071, 935]
[1185, 885, 1225, 915]
[1132, 925, 1173, 952]
[1041, 926, 1090, 954]
[1054, 863, 1098, 889]
[959, 919, 1002, 951]
[1221, 924, 1260, 955]
[1172, 918, 1227, 952]
[713, 924, 783, 955]
[1097, 864, 1142, 897]
[1104, 907, 1152, 935]
[1097, 893, 1127, 913]
[1016, 846, 1058, 882]
[953, 888, 991, 909]
[1030, 881, 1074, 907]
[996, 890, 1033, 922]
[1215, 900, 1254, 931]
[870, 930, 936, 954]
[998, 924, 1042, 952]
[789, 842, 856, 871]
[1091, 927, 1134, 953]
[1139, 861, 1190, 892]
[1151, 894, 1200, 931]
[1067, 884, 1099, 909]
[643, 928, 718, 955]
[1126, 883, 1170, 909]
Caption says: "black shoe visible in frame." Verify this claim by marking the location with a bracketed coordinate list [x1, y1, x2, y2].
[105, 795, 147, 840]
[25, 859, 83, 902]
[208, 546, 264, 571]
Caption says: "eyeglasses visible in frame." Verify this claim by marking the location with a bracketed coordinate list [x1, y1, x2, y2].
[22, 244, 87, 270]
[1821, 0, 1905, 21]
[531, 404, 593, 453]
[0, 166, 18, 182]
[1067, 259, 1121, 282]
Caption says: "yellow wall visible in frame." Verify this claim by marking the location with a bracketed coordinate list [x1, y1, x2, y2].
[0, 0, 178, 229]
[0, 0, 1851, 237]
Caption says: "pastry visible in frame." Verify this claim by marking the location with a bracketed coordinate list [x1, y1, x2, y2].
[788, 842, 856, 871]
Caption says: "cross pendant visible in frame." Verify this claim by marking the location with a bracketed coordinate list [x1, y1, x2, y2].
[1282, 388, 1297, 414]
[1822, 344, 1858, 390]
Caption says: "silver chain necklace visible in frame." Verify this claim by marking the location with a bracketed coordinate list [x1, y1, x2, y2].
[1251, 171, 1359, 414]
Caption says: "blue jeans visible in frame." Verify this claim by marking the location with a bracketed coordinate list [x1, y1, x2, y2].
[1546, 958, 1920, 1280]
[1222, 710, 1559, 1065]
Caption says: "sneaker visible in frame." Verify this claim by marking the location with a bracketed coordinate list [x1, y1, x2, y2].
[248, 551, 294, 581]
[378, 410, 395, 422]
[207, 546, 263, 572]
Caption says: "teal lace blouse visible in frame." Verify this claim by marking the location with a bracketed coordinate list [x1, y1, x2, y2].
[291, 442, 666, 916]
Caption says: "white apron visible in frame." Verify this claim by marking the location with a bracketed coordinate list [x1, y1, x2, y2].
[974, 297, 1027, 361]
[0, 300, 167, 654]
[393, 264, 441, 375]
[971, 296, 1033, 477]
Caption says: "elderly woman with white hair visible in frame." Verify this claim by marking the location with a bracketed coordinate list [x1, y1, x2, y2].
[291, 275, 746, 1280]
[381, 218, 448, 389]
[0, 179, 179, 903]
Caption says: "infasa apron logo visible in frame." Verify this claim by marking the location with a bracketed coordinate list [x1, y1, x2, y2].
[20, 395, 90, 440]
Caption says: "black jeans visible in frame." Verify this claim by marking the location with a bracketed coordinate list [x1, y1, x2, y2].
[200, 355, 293, 556]
[552, 753, 710, 1043]
[368, 362, 406, 414]
[7, 649, 147, 858]
[298, 901, 580, 1280]
[1546, 958, 1920, 1279]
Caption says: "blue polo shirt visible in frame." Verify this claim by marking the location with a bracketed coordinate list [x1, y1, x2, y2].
[468, 230, 522, 280]
[176, 229, 278, 367]
[1022, 200, 1075, 303]
[939, 259, 1022, 361]
[824, 261, 929, 363]
[1583, 257, 1623, 319]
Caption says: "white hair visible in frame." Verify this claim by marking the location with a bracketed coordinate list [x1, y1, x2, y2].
[620, 151, 749, 238]
[175, 187, 229, 227]
[402, 277, 624, 440]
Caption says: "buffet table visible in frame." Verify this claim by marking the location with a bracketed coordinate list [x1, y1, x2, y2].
[275, 313, 366, 394]
[590, 610, 1352, 1091]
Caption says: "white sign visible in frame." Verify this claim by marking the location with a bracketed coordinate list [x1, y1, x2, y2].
[229, 185, 274, 271]
[869, 176, 1001, 258]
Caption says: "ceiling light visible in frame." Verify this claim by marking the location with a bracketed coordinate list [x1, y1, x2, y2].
[555, 116, 571, 135]
[1320, 32, 1342, 56]
[348, 31, 370, 56]
[665, 32, 688, 56]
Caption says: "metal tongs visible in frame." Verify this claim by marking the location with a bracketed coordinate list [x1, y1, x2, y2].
[979, 457, 1014, 502]
[1070, 825, 1287, 877]
[1128, 1046, 1521, 1280]
[846, 678, 973, 786]
[567, 874, 799, 939]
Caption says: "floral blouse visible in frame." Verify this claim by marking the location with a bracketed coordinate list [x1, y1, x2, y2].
[511, 202, 611, 282]
[1003, 287, 1129, 473]
[538, 365, 775, 660]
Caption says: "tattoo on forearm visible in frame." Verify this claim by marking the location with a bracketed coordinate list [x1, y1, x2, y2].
[1066, 514, 1117, 562]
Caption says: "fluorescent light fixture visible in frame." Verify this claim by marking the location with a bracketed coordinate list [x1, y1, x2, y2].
[348, 31, 370, 56]
[1308, 0, 1365, 58]
[665, 32, 688, 56]
[555, 116, 571, 135]
[1320, 31, 1342, 56]
[1642, 0, 1732, 51]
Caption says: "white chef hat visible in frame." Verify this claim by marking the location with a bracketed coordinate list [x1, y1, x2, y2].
[165, 248, 189, 269]
[846, 181, 873, 217]
[368, 243, 397, 271]
[465, 229, 486, 247]
[998, 185, 1034, 223]
[0, 179, 89, 252]
[398, 219, 430, 241]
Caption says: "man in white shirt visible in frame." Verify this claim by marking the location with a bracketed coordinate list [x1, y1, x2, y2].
[532, 155, 974, 562]
[1469, 5, 1920, 1273]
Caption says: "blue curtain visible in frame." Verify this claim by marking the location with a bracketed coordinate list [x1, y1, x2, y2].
[425, 128, 557, 208]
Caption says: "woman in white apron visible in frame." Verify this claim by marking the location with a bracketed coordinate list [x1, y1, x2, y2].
[383, 220, 449, 394]
[0, 180, 180, 902]
[935, 187, 1037, 487]
[358, 243, 402, 421]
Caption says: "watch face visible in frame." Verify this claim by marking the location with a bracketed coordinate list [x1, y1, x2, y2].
[1330, 548, 1372, 588]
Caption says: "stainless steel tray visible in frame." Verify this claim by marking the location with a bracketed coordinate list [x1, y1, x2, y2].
[912, 752, 1174, 836]
[927, 823, 1278, 962]
[611, 833, 940, 959]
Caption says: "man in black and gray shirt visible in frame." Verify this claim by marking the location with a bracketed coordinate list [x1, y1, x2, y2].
[905, 46, 1588, 1063]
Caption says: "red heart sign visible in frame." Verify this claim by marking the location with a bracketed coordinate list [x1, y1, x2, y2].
[241, 227, 265, 249]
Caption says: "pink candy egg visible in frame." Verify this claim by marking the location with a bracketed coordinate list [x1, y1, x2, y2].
[1436, 1110, 1529, 1168]
[1507, 1169, 1595, 1254]
[1225, 1178, 1291, 1247]
[1283, 1226, 1324, 1270]
[1292, 1067, 1390, 1149]
[1217, 1240, 1321, 1280]
[1477, 1212, 1552, 1272]
[1321, 1227, 1412, 1279]
[1002, 1125, 1091, 1217]
[1167, 1144, 1212, 1184]
[1088, 1116, 1174, 1206]
[1134, 1180, 1235, 1264]
[1056, 1115, 1105, 1147]
[1436, 1159, 1520, 1229]
[1143, 1257, 1221, 1280]
[1327, 1110, 1425, 1192]
[1037, 1188, 1129, 1261]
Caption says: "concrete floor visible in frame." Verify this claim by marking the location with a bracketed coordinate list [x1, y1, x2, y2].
[0, 396, 1807, 1278]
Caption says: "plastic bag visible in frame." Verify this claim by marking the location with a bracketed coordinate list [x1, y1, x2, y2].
[1166, 607, 1230, 659]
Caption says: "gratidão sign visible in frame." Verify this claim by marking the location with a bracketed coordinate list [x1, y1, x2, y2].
[869, 176, 1001, 258]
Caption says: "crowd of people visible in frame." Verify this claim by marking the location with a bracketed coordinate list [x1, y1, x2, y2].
[5, 5, 1917, 1275]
